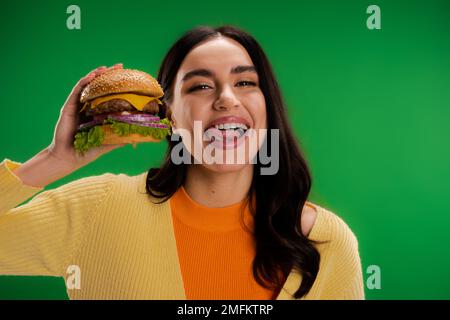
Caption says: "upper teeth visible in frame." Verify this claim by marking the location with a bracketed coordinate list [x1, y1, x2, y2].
[213, 123, 248, 130]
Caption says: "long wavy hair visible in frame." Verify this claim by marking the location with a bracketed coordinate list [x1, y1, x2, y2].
[146, 25, 320, 298]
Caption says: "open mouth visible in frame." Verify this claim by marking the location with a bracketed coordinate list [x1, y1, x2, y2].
[204, 123, 249, 140]
[202, 122, 251, 150]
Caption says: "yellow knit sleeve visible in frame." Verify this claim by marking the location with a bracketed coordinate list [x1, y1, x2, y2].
[305, 206, 365, 300]
[0, 158, 118, 277]
[0, 159, 44, 213]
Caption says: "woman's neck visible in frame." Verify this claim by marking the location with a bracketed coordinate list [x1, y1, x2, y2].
[184, 165, 253, 208]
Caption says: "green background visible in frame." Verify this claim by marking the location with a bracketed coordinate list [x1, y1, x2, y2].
[1, 0, 449, 299]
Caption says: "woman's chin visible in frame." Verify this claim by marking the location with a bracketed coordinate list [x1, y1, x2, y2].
[200, 162, 250, 174]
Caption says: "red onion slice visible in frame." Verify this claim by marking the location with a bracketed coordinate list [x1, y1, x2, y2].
[109, 114, 160, 123]
[77, 119, 103, 131]
[128, 121, 169, 129]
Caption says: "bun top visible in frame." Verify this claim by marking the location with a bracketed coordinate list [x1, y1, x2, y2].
[80, 68, 164, 103]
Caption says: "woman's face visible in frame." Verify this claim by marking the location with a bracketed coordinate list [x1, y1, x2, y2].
[169, 36, 267, 173]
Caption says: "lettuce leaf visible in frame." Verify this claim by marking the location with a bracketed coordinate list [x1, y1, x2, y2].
[104, 118, 171, 140]
[74, 125, 105, 155]
[73, 118, 171, 155]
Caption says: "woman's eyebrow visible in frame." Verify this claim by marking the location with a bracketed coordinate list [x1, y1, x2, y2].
[231, 65, 256, 74]
[181, 65, 256, 82]
[182, 69, 214, 82]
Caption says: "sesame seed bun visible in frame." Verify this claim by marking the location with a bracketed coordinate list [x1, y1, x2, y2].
[80, 68, 164, 103]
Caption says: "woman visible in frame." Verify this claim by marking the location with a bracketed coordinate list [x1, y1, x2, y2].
[0, 26, 364, 300]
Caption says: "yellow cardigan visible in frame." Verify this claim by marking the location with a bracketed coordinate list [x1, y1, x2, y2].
[0, 158, 365, 300]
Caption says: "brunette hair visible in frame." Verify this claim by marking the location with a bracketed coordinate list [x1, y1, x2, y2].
[146, 25, 320, 298]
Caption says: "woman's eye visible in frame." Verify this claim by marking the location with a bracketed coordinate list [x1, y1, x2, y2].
[188, 84, 212, 92]
[236, 81, 256, 87]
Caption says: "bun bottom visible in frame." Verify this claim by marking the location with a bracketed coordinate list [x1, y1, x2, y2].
[101, 125, 162, 146]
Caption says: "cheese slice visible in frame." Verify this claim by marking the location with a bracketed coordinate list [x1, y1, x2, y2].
[80, 93, 162, 113]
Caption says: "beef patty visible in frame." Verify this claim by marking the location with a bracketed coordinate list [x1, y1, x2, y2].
[85, 99, 159, 116]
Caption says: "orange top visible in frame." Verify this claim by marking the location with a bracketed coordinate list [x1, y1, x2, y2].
[169, 186, 281, 300]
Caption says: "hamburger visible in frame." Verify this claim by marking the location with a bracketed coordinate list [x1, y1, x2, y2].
[74, 68, 171, 154]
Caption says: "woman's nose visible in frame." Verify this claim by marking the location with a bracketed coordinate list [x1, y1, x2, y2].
[213, 87, 239, 111]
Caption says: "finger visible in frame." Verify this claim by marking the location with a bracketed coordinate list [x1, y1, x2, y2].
[97, 64, 115, 73]
[64, 66, 107, 108]
[83, 65, 107, 81]
[82, 66, 109, 82]
[102, 63, 123, 73]
[92, 63, 122, 79]
[92, 63, 122, 76]
[63, 65, 121, 116]
[72, 66, 107, 95]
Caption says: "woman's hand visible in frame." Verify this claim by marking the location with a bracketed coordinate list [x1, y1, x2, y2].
[47, 63, 126, 171]
[12, 64, 127, 188]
